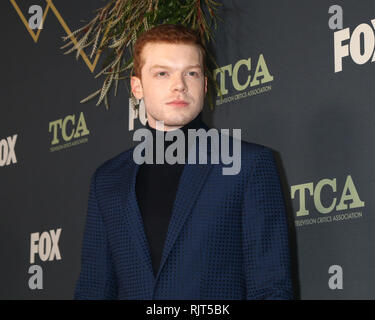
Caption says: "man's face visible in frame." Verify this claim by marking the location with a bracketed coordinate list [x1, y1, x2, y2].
[131, 42, 207, 131]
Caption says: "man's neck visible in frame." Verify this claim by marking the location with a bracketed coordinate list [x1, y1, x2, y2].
[145, 114, 204, 133]
[143, 113, 206, 163]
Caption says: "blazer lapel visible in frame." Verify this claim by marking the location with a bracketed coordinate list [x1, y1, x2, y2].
[154, 141, 214, 284]
[117, 129, 216, 290]
[118, 155, 155, 280]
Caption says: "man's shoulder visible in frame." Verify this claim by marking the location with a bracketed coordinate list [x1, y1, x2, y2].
[93, 146, 136, 179]
[240, 139, 272, 156]
[203, 125, 276, 177]
[235, 139, 275, 177]
[216, 129, 274, 162]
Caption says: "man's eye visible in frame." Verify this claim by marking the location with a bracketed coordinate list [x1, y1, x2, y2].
[187, 71, 199, 77]
[157, 72, 168, 77]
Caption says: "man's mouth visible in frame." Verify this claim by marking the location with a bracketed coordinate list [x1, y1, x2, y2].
[166, 100, 189, 107]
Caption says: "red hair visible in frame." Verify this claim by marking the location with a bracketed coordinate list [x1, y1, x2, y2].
[133, 24, 207, 78]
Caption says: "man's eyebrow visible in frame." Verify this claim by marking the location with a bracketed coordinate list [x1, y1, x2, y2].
[149, 64, 202, 70]
[185, 64, 203, 69]
[149, 65, 172, 70]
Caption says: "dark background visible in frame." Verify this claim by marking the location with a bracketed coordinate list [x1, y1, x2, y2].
[1, 0, 374, 299]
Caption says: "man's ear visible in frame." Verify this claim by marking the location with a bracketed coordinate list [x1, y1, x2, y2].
[131, 76, 143, 100]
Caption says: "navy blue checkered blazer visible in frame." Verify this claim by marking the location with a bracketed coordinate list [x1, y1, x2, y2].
[74, 134, 293, 299]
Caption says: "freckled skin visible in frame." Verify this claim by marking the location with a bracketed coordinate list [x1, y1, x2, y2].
[131, 43, 207, 131]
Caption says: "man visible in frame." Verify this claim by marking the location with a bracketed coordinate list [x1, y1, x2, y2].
[74, 24, 293, 299]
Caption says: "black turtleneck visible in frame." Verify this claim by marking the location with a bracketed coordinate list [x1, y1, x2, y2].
[135, 113, 206, 277]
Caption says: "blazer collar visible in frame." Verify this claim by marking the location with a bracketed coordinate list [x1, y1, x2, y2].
[118, 130, 214, 286]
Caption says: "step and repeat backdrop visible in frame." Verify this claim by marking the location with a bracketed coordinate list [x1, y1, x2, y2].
[1, 0, 374, 299]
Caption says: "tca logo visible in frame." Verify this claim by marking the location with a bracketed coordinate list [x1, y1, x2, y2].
[291, 175, 365, 217]
[213, 54, 274, 96]
[0, 134, 17, 167]
[49, 112, 90, 145]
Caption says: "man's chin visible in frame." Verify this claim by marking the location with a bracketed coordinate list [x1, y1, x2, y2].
[158, 116, 194, 129]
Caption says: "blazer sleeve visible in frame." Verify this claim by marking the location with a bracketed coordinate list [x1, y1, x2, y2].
[242, 147, 293, 300]
[74, 170, 118, 299]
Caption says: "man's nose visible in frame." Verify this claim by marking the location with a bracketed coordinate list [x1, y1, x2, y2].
[171, 74, 187, 92]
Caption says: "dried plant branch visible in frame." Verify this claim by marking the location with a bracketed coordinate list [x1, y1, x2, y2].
[63, 0, 222, 109]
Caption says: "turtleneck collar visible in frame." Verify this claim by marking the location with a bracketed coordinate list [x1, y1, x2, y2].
[145, 112, 206, 135]
[143, 113, 207, 163]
